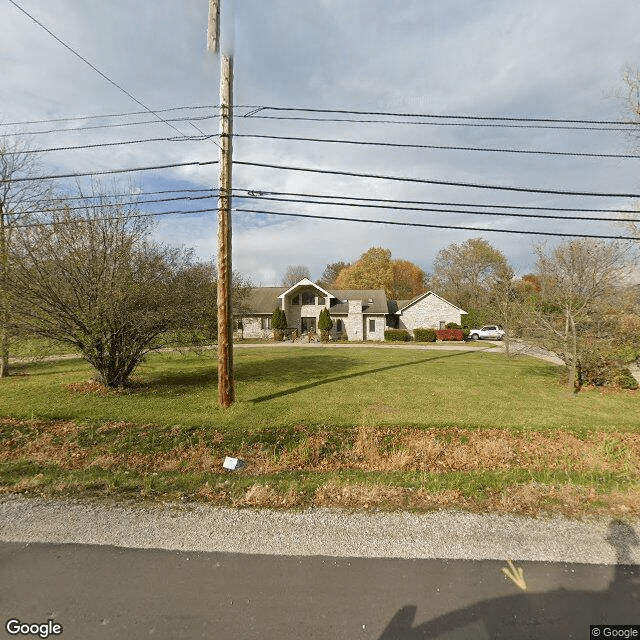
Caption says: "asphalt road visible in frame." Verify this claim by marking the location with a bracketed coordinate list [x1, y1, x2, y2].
[1, 541, 639, 640]
[1, 496, 639, 640]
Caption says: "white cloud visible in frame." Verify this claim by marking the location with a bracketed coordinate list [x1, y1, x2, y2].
[2, 0, 640, 282]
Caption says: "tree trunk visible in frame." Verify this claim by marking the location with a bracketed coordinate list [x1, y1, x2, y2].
[567, 311, 578, 394]
[0, 205, 9, 378]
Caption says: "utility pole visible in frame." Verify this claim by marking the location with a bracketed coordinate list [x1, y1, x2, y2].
[208, 0, 234, 407]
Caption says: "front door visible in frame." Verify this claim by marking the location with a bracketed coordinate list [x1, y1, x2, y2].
[301, 317, 316, 333]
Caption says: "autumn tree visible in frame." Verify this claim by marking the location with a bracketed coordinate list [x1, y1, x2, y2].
[0, 137, 53, 377]
[335, 247, 393, 293]
[10, 187, 225, 388]
[390, 259, 427, 299]
[431, 238, 513, 312]
[317, 261, 350, 288]
[333, 247, 425, 299]
[282, 264, 311, 287]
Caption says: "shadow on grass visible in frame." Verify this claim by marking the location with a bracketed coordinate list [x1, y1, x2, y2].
[132, 367, 218, 392]
[249, 350, 479, 403]
[235, 352, 359, 384]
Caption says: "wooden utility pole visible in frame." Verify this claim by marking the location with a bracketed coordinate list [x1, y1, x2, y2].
[217, 54, 234, 407]
[209, 0, 234, 407]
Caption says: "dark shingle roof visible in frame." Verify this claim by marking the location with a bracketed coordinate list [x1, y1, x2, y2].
[241, 286, 388, 315]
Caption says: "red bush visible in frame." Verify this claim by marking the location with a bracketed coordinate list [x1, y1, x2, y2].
[436, 328, 464, 341]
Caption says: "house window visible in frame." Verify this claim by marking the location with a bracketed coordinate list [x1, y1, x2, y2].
[336, 319, 343, 332]
[301, 291, 315, 305]
[301, 317, 316, 333]
[291, 295, 300, 305]
[261, 316, 271, 330]
[317, 296, 325, 305]
[234, 319, 243, 330]
[368, 318, 375, 333]
[439, 321, 446, 330]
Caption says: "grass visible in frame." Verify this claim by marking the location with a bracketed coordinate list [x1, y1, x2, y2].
[1, 346, 639, 517]
[9, 336, 79, 359]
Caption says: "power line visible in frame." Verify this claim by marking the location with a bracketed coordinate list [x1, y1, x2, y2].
[232, 188, 639, 214]
[18, 188, 640, 220]
[27, 188, 216, 203]
[0, 114, 218, 138]
[6, 0, 203, 139]
[3, 135, 216, 155]
[14, 204, 638, 240]
[232, 208, 638, 240]
[18, 194, 217, 215]
[235, 161, 640, 198]
[241, 194, 640, 223]
[3, 102, 634, 128]
[239, 114, 632, 132]
[244, 105, 635, 126]
[4, 160, 218, 183]
[234, 133, 640, 160]
[0, 105, 218, 127]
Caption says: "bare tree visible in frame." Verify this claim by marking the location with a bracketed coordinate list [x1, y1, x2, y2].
[525, 239, 631, 393]
[0, 137, 52, 376]
[10, 186, 217, 388]
[281, 264, 311, 287]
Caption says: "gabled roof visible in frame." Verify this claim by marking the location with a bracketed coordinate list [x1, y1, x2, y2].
[240, 282, 388, 315]
[243, 287, 283, 314]
[394, 291, 467, 315]
[278, 278, 334, 300]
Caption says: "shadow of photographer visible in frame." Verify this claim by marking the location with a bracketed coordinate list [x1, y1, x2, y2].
[377, 520, 639, 639]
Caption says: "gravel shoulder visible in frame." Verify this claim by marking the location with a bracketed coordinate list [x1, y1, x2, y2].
[1, 494, 638, 565]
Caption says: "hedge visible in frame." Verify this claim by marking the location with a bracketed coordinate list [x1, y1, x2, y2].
[384, 329, 410, 342]
[414, 328, 437, 342]
[436, 328, 465, 341]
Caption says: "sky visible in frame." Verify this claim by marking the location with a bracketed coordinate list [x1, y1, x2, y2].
[2, 0, 640, 286]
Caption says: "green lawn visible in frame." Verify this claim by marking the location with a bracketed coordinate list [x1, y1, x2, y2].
[2, 346, 637, 432]
[1, 346, 638, 515]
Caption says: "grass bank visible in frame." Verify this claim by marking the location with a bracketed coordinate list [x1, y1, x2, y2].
[1, 347, 638, 517]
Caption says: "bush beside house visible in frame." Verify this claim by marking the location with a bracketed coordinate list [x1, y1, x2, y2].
[271, 308, 287, 341]
[414, 328, 437, 342]
[436, 328, 465, 341]
[318, 308, 333, 342]
[385, 329, 410, 342]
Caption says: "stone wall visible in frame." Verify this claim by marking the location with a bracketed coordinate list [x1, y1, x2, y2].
[238, 316, 272, 339]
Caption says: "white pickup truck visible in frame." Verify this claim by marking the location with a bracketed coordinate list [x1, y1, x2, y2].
[468, 325, 505, 341]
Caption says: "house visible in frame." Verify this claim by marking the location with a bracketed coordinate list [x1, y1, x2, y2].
[236, 278, 466, 341]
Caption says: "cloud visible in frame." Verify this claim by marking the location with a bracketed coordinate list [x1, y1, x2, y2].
[2, 0, 640, 283]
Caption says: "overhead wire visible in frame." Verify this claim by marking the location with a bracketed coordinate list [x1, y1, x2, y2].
[233, 133, 640, 160]
[0, 114, 219, 138]
[3, 160, 217, 183]
[0, 105, 218, 127]
[2, 135, 217, 155]
[235, 161, 640, 198]
[232, 188, 639, 214]
[13, 205, 638, 240]
[239, 193, 640, 223]
[232, 208, 638, 240]
[238, 114, 632, 132]
[6, 0, 209, 140]
[240, 105, 635, 126]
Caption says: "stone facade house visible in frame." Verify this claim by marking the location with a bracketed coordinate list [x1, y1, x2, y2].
[236, 279, 466, 341]
[389, 292, 468, 334]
